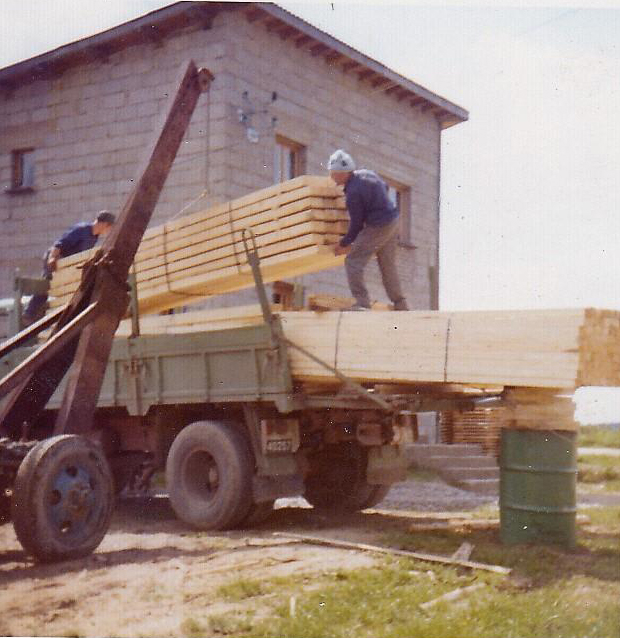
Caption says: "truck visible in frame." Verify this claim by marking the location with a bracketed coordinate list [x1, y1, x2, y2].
[0, 61, 495, 563]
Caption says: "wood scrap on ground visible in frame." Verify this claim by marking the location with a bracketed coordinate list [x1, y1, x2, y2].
[419, 583, 486, 611]
[272, 532, 512, 575]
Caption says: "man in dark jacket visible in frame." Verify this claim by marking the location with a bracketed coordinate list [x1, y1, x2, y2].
[328, 149, 408, 311]
[23, 210, 116, 322]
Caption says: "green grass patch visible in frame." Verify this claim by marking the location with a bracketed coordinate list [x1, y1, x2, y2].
[578, 425, 620, 448]
[406, 467, 443, 481]
[582, 505, 620, 528]
[217, 578, 270, 602]
[237, 562, 619, 638]
[222, 507, 620, 638]
[578, 455, 620, 491]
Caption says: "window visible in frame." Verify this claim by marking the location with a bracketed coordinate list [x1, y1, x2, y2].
[10, 148, 35, 192]
[274, 136, 306, 183]
[383, 177, 413, 246]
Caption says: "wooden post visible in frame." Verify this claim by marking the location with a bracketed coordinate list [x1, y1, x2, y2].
[54, 61, 213, 436]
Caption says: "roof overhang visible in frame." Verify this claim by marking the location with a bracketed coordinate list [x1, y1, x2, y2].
[0, 2, 468, 129]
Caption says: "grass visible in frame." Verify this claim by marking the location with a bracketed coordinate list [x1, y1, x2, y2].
[578, 455, 620, 492]
[578, 425, 620, 448]
[406, 467, 443, 481]
[215, 506, 620, 638]
[217, 578, 270, 602]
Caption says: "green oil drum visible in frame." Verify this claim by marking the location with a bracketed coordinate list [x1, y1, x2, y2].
[500, 428, 577, 547]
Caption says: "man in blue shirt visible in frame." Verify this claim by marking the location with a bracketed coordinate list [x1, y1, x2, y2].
[328, 149, 408, 311]
[23, 210, 115, 322]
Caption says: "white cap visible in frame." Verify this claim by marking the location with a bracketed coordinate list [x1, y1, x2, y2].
[327, 149, 356, 172]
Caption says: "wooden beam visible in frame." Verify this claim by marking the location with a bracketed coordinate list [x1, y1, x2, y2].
[357, 68, 375, 81]
[410, 96, 426, 107]
[105, 307, 620, 390]
[272, 533, 511, 575]
[383, 85, 401, 96]
[244, 7, 265, 22]
[341, 60, 360, 73]
[310, 43, 329, 56]
[265, 18, 285, 32]
[278, 26, 298, 41]
[294, 34, 312, 48]
[324, 51, 343, 64]
[371, 77, 389, 88]
[53, 61, 214, 436]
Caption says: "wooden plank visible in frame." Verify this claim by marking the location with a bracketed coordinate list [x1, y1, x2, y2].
[114, 303, 281, 337]
[49, 176, 349, 313]
[50, 233, 343, 307]
[101, 307, 620, 389]
[117, 247, 344, 315]
[52, 221, 344, 292]
[307, 293, 390, 311]
[272, 532, 512, 575]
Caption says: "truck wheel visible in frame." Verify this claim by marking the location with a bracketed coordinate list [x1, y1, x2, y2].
[240, 500, 275, 527]
[304, 443, 391, 512]
[11, 435, 114, 562]
[166, 421, 253, 530]
[0, 481, 11, 525]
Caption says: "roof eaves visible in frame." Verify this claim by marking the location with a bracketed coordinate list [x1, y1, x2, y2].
[0, 2, 220, 88]
[256, 3, 468, 127]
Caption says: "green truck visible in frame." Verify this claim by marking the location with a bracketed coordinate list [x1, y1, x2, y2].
[1, 248, 488, 560]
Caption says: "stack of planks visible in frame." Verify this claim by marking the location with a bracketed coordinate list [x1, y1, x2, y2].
[440, 408, 507, 456]
[49, 176, 348, 314]
[114, 305, 620, 390]
[279, 308, 620, 389]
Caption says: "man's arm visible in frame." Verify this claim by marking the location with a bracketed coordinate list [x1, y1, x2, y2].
[339, 190, 365, 247]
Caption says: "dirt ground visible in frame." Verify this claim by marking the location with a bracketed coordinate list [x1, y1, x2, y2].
[0, 490, 435, 638]
[0, 479, 614, 638]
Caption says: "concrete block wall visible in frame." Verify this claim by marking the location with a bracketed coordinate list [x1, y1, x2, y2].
[217, 12, 440, 309]
[0, 8, 441, 311]
[0, 16, 231, 300]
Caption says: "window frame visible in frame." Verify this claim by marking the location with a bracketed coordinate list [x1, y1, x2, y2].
[381, 175, 414, 248]
[7, 148, 36, 194]
[273, 135, 306, 184]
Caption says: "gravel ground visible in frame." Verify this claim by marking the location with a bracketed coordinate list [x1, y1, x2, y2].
[278, 478, 620, 512]
[378, 479, 497, 512]
[276, 478, 498, 513]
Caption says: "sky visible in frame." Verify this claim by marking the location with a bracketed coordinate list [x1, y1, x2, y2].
[1, 1, 619, 423]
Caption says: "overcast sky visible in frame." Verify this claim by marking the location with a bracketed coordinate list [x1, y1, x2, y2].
[1, 1, 619, 422]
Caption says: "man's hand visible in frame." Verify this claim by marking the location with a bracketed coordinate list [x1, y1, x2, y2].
[333, 244, 350, 256]
[47, 247, 61, 272]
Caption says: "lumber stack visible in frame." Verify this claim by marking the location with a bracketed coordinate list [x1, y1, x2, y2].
[49, 176, 348, 314]
[440, 408, 507, 456]
[113, 306, 620, 389]
[279, 308, 620, 388]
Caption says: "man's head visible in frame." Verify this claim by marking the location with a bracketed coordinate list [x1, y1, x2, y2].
[92, 210, 116, 236]
[327, 149, 355, 186]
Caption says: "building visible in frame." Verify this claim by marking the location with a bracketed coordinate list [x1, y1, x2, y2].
[0, 1, 467, 332]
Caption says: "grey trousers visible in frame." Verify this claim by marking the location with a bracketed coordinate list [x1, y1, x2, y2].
[344, 219, 405, 308]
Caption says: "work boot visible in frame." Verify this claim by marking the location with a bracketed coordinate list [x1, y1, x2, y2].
[392, 298, 409, 311]
[344, 303, 370, 311]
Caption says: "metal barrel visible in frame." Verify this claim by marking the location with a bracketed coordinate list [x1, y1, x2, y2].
[500, 428, 577, 547]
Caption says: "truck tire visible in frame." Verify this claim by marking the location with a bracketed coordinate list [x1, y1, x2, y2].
[240, 500, 275, 527]
[166, 421, 253, 530]
[304, 443, 391, 512]
[11, 435, 114, 562]
[0, 481, 11, 525]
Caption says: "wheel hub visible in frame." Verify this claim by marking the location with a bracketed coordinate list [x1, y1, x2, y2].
[49, 465, 96, 533]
